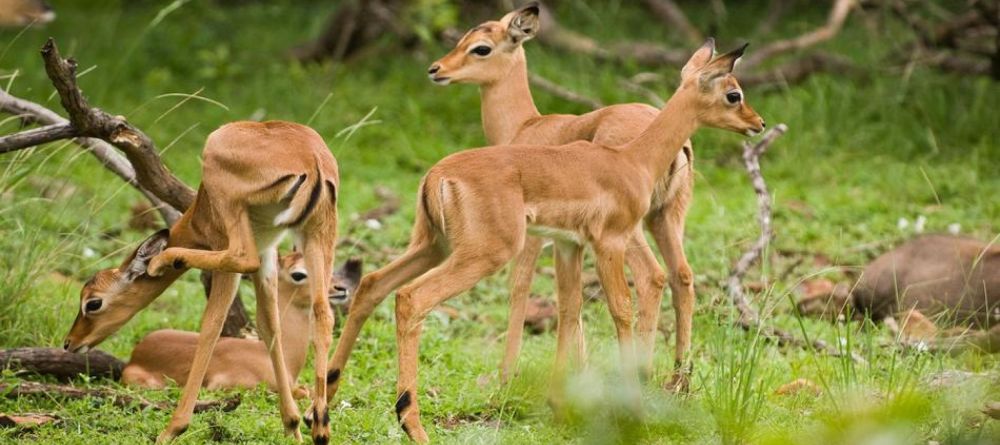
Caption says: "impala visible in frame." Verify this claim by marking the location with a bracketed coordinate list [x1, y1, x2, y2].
[328, 39, 763, 442]
[427, 3, 697, 386]
[122, 254, 361, 397]
[63, 121, 340, 444]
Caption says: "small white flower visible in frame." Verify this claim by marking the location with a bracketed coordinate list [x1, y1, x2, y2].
[897, 217, 909, 230]
[365, 219, 383, 230]
[914, 215, 926, 233]
[914, 341, 929, 352]
[339, 400, 352, 409]
[947, 223, 961, 235]
[82, 247, 96, 258]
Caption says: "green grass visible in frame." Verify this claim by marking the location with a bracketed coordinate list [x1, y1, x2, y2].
[1, 1, 998, 444]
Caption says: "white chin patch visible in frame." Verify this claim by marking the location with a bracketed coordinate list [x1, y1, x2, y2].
[745, 129, 760, 137]
[430, 76, 451, 86]
[77, 345, 90, 353]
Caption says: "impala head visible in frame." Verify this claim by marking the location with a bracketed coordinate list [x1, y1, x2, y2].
[277, 252, 363, 310]
[427, 2, 540, 85]
[0, 0, 55, 27]
[678, 39, 765, 136]
[64, 229, 173, 353]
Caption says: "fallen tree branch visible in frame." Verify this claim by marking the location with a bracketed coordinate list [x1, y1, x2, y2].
[528, 73, 603, 110]
[742, 0, 855, 69]
[0, 348, 124, 382]
[724, 124, 866, 363]
[642, 0, 703, 46]
[0, 381, 240, 414]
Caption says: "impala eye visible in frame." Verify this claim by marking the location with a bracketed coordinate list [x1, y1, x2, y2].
[470, 46, 492, 57]
[726, 91, 742, 104]
[290, 272, 308, 283]
[85, 299, 103, 313]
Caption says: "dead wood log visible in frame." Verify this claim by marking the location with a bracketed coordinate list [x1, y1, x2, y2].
[0, 381, 240, 413]
[0, 348, 124, 381]
[724, 124, 865, 363]
[0, 38, 251, 337]
[290, 0, 411, 63]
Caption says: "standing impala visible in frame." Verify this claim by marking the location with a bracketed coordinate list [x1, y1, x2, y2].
[63, 121, 339, 444]
[426, 3, 696, 386]
[122, 254, 361, 396]
[328, 39, 763, 442]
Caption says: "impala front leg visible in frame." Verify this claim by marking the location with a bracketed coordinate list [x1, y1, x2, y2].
[500, 235, 545, 383]
[625, 227, 667, 380]
[594, 238, 642, 400]
[148, 207, 260, 277]
[304, 236, 335, 445]
[157, 272, 240, 443]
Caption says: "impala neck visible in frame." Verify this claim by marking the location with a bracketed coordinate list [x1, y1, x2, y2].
[277, 302, 312, 378]
[623, 89, 700, 182]
[480, 49, 540, 145]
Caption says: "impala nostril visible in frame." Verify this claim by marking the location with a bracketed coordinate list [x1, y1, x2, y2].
[427, 65, 440, 75]
[63, 339, 70, 351]
[761, 121, 767, 129]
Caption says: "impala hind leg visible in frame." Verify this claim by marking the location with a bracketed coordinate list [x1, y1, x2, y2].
[626, 228, 667, 380]
[324, 240, 445, 403]
[500, 235, 544, 383]
[302, 231, 336, 445]
[156, 272, 240, 443]
[648, 207, 695, 392]
[252, 248, 302, 440]
[395, 251, 513, 443]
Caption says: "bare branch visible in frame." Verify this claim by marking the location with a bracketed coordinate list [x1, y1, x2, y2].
[742, 0, 856, 69]
[642, 0, 703, 46]
[0, 381, 240, 414]
[0, 123, 75, 153]
[528, 73, 603, 110]
[0, 90, 182, 225]
[725, 124, 866, 363]
[37, 38, 195, 211]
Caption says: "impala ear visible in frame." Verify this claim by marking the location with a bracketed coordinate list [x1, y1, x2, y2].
[338, 258, 363, 286]
[503, 2, 540, 47]
[704, 42, 748, 75]
[121, 229, 169, 282]
[681, 38, 716, 81]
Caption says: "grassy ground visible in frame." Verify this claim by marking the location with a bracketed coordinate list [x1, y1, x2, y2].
[1, 1, 998, 444]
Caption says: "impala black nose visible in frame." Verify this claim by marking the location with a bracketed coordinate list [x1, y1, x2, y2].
[761, 120, 766, 129]
[428, 65, 440, 75]
[63, 339, 70, 351]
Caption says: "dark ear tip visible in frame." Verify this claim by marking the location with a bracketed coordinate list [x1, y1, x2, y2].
[703, 37, 716, 48]
[522, 1, 541, 14]
[735, 42, 749, 56]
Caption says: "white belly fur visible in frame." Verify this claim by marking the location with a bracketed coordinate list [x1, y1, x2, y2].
[527, 224, 584, 245]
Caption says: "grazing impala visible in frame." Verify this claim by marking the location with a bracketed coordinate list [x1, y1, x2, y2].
[122, 254, 361, 396]
[63, 121, 339, 444]
[327, 40, 763, 442]
[428, 3, 697, 386]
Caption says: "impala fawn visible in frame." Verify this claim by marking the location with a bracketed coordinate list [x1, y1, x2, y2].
[122, 254, 361, 396]
[327, 39, 763, 442]
[428, 3, 696, 385]
[63, 121, 339, 444]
